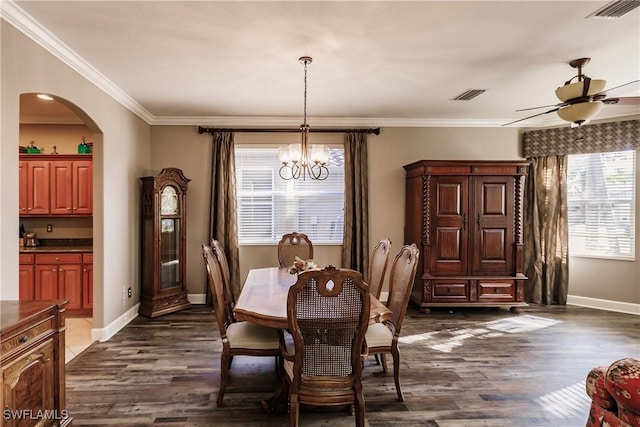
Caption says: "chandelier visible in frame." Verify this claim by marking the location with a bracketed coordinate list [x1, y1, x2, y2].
[278, 56, 330, 181]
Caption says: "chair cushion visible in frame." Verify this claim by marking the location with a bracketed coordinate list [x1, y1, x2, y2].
[226, 321, 279, 350]
[365, 322, 393, 348]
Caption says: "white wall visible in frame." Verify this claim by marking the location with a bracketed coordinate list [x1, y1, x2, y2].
[1, 21, 152, 331]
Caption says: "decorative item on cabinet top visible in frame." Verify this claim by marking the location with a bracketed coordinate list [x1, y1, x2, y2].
[77, 136, 92, 154]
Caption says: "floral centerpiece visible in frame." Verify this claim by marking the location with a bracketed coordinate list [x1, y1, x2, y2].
[288, 256, 318, 275]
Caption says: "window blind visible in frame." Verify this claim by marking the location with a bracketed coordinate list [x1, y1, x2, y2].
[235, 146, 345, 244]
[567, 150, 636, 259]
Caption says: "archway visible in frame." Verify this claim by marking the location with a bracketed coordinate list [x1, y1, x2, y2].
[19, 92, 102, 359]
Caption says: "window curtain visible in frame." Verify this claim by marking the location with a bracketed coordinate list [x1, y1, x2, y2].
[208, 131, 241, 300]
[523, 156, 569, 305]
[521, 119, 639, 305]
[342, 132, 369, 273]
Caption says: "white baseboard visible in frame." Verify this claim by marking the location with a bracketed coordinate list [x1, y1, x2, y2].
[567, 295, 640, 315]
[91, 303, 140, 342]
[188, 293, 207, 304]
[91, 296, 207, 343]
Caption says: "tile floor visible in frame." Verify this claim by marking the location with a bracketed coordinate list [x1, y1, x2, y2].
[65, 317, 94, 364]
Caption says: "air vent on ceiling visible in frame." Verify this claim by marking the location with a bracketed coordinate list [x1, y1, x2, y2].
[451, 89, 486, 101]
[587, 0, 640, 19]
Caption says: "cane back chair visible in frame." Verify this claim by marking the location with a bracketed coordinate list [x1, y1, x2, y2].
[201, 244, 280, 406]
[364, 243, 419, 402]
[278, 232, 314, 268]
[210, 239, 236, 323]
[280, 265, 370, 427]
[367, 238, 392, 300]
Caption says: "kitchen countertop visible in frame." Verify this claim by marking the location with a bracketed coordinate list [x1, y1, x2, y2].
[20, 246, 93, 253]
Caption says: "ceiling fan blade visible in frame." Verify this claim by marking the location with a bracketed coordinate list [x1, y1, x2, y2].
[595, 80, 640, 98]
[516, 102, 564, 112]
[603, 96, 640, 106]
[502, 107, 560, 127]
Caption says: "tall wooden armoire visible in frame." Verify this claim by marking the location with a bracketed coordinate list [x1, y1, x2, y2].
[404, 160, 529, 313]
[139, 168, 191, 318]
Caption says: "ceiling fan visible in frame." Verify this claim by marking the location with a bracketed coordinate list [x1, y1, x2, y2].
[503, 57, 640, 127]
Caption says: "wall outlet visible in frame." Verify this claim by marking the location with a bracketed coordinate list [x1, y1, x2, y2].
[127, 287, 132, 298]
[46, 224, 53, 232]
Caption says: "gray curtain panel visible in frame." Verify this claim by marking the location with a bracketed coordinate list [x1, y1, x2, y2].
[342, 132, 370, 274]
[209, 131, 241, 300]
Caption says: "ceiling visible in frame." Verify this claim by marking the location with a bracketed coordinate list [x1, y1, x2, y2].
[6, 0, 640, 128]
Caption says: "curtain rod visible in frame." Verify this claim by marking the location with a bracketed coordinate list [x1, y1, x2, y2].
[198, 126, 380, 135]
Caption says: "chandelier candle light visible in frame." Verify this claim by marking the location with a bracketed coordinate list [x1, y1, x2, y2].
[279, 56, 330, 181]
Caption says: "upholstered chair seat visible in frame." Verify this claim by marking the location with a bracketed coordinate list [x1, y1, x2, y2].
[364, 322, 394, 348]
[226, 322, 279, 350]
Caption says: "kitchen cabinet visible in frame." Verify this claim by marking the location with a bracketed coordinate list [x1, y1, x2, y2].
[82, 252, 93, 310]
[404, 160, 529, 313]
[19, 154, 92, 216]
[19, 159, 50, 215]
[35, 253, 83, 312]
[139, 168, 191, 318]
[18, 253, 35, 301]
[0, 300, 72, 427]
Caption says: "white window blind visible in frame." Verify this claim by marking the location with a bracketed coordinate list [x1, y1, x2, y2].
[235, 146, 345, 244]
[567, 150, 636, 259]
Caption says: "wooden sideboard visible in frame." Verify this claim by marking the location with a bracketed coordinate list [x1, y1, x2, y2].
[0, 300, 72, 426]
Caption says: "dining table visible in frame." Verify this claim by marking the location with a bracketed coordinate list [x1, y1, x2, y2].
[233, 267, 392, 328]
[233, 266, 392, 413]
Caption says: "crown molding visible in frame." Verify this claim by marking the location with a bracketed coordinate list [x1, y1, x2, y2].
[151, 115, 516, 128]
[2, 1, 155, 124]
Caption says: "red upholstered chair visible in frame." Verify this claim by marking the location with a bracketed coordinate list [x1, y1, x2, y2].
[585, 358, 640, 427]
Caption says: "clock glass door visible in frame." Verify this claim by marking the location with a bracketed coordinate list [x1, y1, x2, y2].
[160, 186, 180, 289]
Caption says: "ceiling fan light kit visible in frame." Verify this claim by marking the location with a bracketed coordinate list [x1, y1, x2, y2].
[555, 79, 607, 102]
[557, 101, 604, 125]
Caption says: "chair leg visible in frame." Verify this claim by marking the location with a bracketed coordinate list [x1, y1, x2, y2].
[217, 351, 230, 406]
[289, 393, 300, 427]
[374, 354, 380, 365]
[228, 355, 234, 369]
[391, 346, 404, 402]
[354, 386, 366, 427]
[380, 353, 389, 373]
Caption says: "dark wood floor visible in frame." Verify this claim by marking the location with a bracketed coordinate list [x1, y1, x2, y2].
[65, 303, 640, 426]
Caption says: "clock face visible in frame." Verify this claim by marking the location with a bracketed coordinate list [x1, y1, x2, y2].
[161, 185, 179, 215]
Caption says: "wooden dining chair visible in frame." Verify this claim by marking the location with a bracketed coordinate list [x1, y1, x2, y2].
[278, 232, 313, 268]
[201, 244, 280, 407]
[364, 243, 419, 402]
[280, 265, 370, 427]
[210, 239, 236, 323]
[367, 238, 392, 300]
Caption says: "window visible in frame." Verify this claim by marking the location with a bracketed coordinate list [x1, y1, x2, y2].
[567, 150, 636, 259]
[235, 146, 345, 244]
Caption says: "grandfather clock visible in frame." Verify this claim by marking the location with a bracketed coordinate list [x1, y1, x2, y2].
[139, 167, 191, 318]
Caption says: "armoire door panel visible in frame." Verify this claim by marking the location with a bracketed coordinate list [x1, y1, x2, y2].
[481, 228, 507, 260]
[436, 183, 463, 216]
[481, 183, 507, 215]
[430, 176, 468, 275]
[472, 176, 514, 274]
